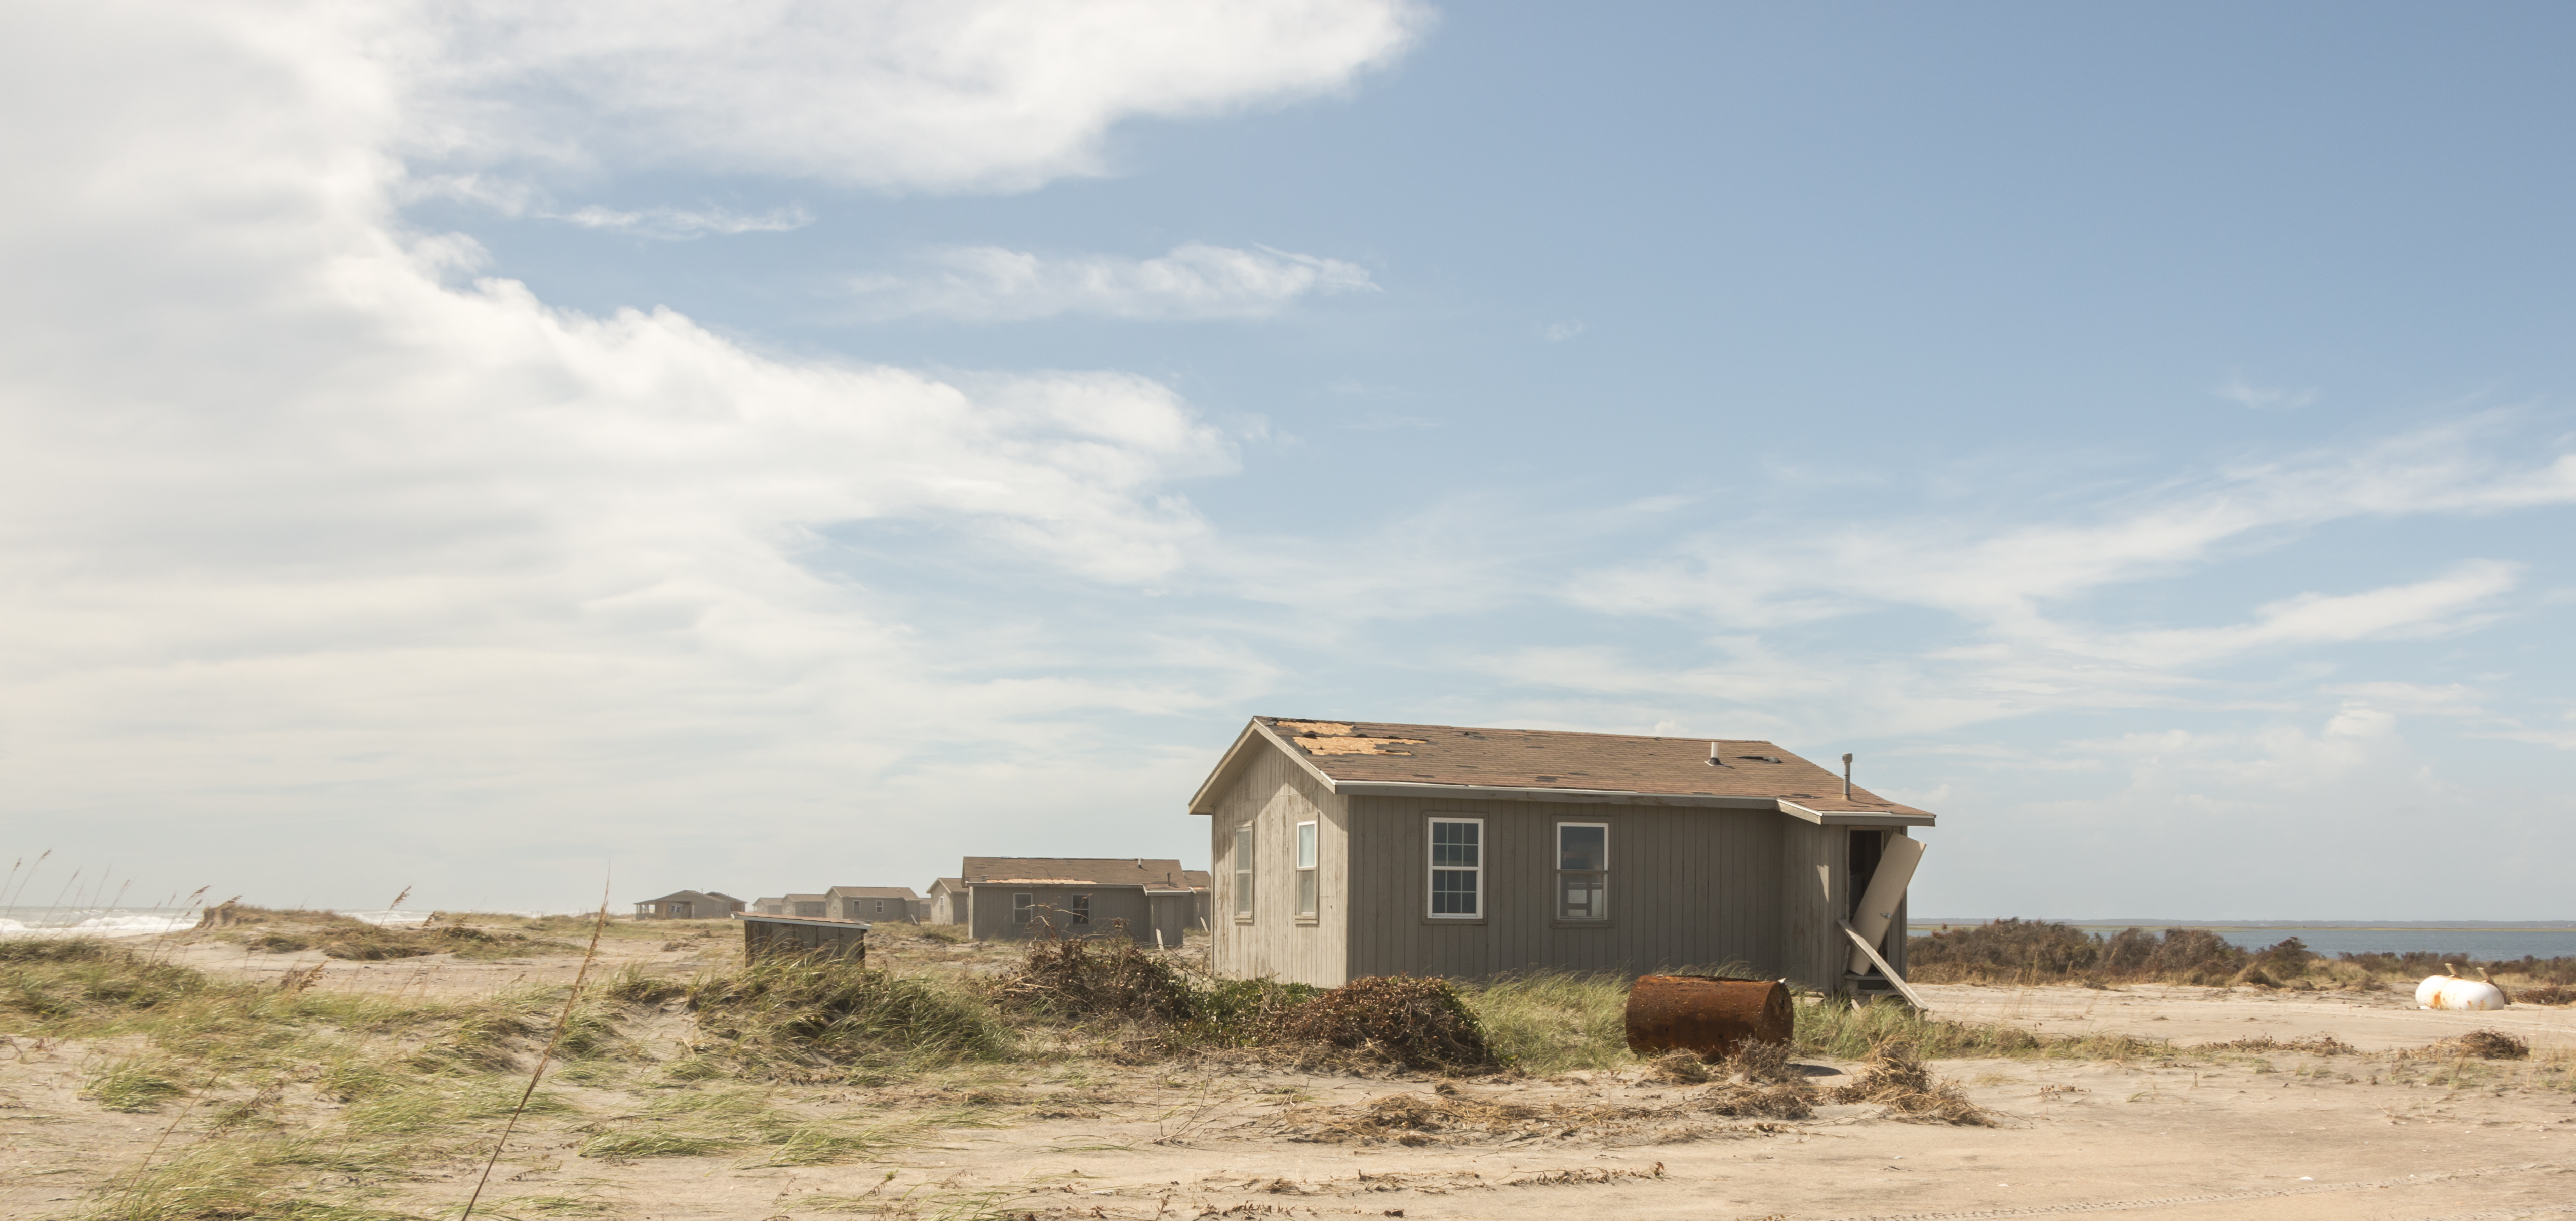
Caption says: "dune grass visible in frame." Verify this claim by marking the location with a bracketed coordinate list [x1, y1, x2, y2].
[1457, 970, 1634, 1074]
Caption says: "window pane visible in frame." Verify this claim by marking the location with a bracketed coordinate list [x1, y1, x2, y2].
[1431, 868, 1478, 915]
[1297, 869, 1317, 916]
[1560, 873, 1604, 921]
[1559, 824, 1605, 872]
[1012, 893, 1033, 924]
[1431, 820, 1479, 867]
[1072, 894, 1091, 925]
[1234, 826, 1254, 917]
[1296, 822, 1317, 869]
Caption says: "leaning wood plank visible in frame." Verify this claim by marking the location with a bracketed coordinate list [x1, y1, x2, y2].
[1838, 917, 1931, 1013]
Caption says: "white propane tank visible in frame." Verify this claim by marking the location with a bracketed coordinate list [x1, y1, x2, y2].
[2415, 973, 2506, 1011]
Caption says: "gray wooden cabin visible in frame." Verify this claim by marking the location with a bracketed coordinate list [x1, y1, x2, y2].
[962, 880, 1194, 947]
[953, 857, 1201, 939]
[955, 856, 1202, 946]
[927, 878, 967, 925]
[631, 890, 746, 920]
[1188, 717, 1935, 990]
[825, 885, 920, 923]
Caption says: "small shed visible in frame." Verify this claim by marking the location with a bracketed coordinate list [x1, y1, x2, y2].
[783, 893, 828, 919]
[749, 897, 787, 915]
[1189, 717, 1936, 990]
[737, 913, 869, 962]
[825, 885, 920, 923]
[632, 890, 746, 920]
[927, 878, 968, 925]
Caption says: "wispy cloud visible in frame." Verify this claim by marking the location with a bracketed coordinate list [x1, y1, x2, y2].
[2217, 372, 2318, 410]
[402, 176, 812, 240]
[850, 242, 1377, 321]
[553, 204, 812, 239]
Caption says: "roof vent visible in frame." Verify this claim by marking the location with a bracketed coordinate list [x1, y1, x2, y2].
[1706, 742, 1725, 767]
[1842, 752, 1854, 800]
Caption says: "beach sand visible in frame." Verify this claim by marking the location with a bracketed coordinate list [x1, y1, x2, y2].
[5, 928, 2571, 1220]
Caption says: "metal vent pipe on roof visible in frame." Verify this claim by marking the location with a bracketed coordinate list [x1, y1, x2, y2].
[1706, 741, 1724, 767]
[1842, 752, 1853, 800]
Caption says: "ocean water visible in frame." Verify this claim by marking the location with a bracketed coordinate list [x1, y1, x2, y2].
[1912, 921, 2576, 961]
[0, 906, 432, 938]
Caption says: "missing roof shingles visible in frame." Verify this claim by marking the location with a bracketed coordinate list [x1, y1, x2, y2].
[1273, 719, 1428, 757]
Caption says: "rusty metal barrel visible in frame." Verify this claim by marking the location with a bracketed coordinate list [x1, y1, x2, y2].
[1623, 975, 1793, 1058]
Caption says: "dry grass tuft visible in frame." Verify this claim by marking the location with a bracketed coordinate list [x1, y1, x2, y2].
[2427, 1030, 2530, 1061]
[1829, 1044, 1994, 1125]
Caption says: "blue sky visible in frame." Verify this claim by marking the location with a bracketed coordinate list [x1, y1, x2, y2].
[4, 2, 2572, 917]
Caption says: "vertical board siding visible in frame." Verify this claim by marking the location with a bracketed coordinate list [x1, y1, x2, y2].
[1777, 821, 1841, 990]
[1201, 739, 1922, 989]
[965, 885, 1155, 944]
[1344, 795, 1787, 981]
[1206, 744, 1348, 986]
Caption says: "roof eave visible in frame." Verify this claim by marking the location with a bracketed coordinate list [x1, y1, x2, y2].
[1775, 799, 1937, 827]
[1333, 780, 1935, 824]
[1187, 718, 1344, 814]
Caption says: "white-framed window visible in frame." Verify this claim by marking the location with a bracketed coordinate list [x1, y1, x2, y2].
[1557, 822, 1608, 921]
[1070, 894, 1092, 926]
[874, 899, 885, 915]
[1295, 820, 1318, 917]
[1428, 817, 1483, 918]
[1012, 892, 1034, 925]
[1234, 824, 1255, 919]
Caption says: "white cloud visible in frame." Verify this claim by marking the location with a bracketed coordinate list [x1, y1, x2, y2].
[403, 1, 1431, 192]
[0, 0, 1416, 905]
[2216, 372, 2318, 410]
[1542, 319, 1586, 342]
[553, 203, 812, 238]
[852, 242, 1377, 320]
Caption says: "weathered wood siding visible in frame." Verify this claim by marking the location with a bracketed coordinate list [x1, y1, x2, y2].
[1207, 743, 1349, 986]
[965, 884, 1155, 943]
[1341, 795, 1786, 982]
[1777, 820, 1843, 989]
[1777, 824, 1915, 990]
[740, 917, 868, 962]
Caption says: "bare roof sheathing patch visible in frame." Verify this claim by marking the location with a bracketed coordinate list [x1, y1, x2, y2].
[1274, 719, 1430, 756]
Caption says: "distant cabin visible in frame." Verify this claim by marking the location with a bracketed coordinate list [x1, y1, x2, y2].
[631, 890, 747, 920]
[825, 885, 921, 923]
[927, 878, 968, 925]
[954, 856, 1204, 947]
[782, 893, 828, 919]
[1188, 717, 1935, 990]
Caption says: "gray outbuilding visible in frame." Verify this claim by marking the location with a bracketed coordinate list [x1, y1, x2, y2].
[631, 890, 746, 920]
[825, 886, 920, 923]
[1188, 717, 1935, 991]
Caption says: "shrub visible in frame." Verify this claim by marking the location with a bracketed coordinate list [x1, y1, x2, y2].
[1259, 975, 1500, 1073]
[686, 956, 1013, 1079]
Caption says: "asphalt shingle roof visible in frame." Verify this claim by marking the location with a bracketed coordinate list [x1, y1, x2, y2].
[1249, 716, 1927, 816]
